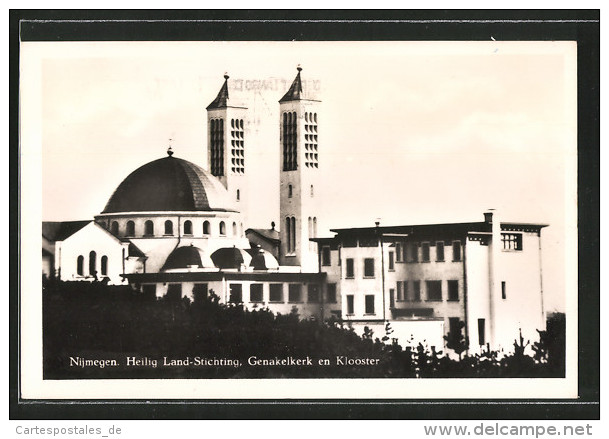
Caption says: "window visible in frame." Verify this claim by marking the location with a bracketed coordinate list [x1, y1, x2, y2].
[395, 243, 402, 262]
[203, 221, 210, 235]
[397, 281, 404, 301]
[452, 241, 462, 261]
[183, 220, 193, 235]
[229, 284, 242, 303]
[167, 284, 182, 301]
[164, 220, 173, 235]
[285, 216, 296, 253]
[250, 284, 263, 302]
[388, 251, 395, 270]
[111, 221, 119, 235]
[144, 220, 154, 236]
[363, 258, 375, 278]
[288, 184, 293, 198]
[426, 280, 442, 301]
[232, 222, 237, 236]
[230, 118, 245, 174]
[448, 280, 459, 301]
[478, 318, 486, 345]
[501, 281, 507, 299]
[409, 243, 419, 262]
[310, 184, 314, 197]
[143, 284, 156, 299]
[321, 246, 331, 266]
[236, 189, 240, 201]
[288, 284, 302, 302]
[219, 221, 226, 235]
[389, 288, 395, 308]
[346, 295, 354, 315]
[345, 258, 354, 278]
[421, 242, 430, 262]
[436, 241, 445, 262]
[88, 251, 96, 276]
[210, 118, 224, 176]
[282, 111, 298, 171]
[449, 317, 460, 337]
[193, 283, 208, 302]
[307, 284, 320, 303]
[327, 283, 337, 303]
[365, 295, 375, 314]
[501, 233, 523, 251]
[76, 255, 84, 276]
[269, 284, 283, 302]
[126, 220, 135, 237]
[100, 256, 108, 276]
[413, 281, 421, 301]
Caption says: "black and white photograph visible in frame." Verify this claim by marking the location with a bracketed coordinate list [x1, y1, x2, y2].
[14, 13, 598, 412]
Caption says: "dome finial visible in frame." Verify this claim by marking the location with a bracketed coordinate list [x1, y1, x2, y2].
[167, 139, 174, 157]
[297, 64, 302, 72]
[224, 72, 229, 80]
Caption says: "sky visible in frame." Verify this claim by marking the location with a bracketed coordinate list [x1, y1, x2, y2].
[21, 41, 577, 312]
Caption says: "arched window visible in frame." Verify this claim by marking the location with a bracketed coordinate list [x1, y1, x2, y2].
[310, 184, 314, 197]
[126, 220, 135, 236]
[286, 216, 296, 253]
[236, 189, 240, 201]
[288, 184, 293, 198]
[101, 256, 108, 276]
[291, 217, 296, 253]
[89, 251, 96, 277]
[77, 255, 84, 276]
[313, 217, 317, 238]
[240, 222, 243, 237]
[111, 221, 119, 235]
[285, 217, 291, 253]
[232, 222, 237, 236]
[164, 220, 173, 235]
[203, 221, 210, 235]
[144, 220, 154, 236]
[184, 220, 193, 235]
[219, 221, 226, 235]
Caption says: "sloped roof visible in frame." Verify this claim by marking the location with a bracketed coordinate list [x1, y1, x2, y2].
[246, 228, 280, 243]
[279, 67, 304, 102]
[206, 74, 230, 110]
[42, 221, 91, 242]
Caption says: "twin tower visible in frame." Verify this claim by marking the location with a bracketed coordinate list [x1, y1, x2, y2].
[205, 67, 320, 271]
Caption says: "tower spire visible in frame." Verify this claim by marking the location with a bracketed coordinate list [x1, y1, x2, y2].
[279, 65, 304, 103]
[206, 73, 230, 110]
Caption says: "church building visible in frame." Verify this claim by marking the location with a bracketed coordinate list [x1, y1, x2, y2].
[42, 67, 548, 353]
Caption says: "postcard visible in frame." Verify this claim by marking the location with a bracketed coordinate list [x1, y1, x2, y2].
[20, 38, 579, 400]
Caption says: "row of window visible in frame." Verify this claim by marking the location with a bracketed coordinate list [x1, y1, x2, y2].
[110, 219, 242, 238]
[448, 317, 487, 346]
[210, 118, 224, 176]
[392, 280, 459, 303]
[345, 294, 376, 315]
[393, 241, 462, 264]
[151, 282, 337, 304]
[282, 111, 298, 171]
[76, 251, 108, 277]
[230, 118, 245, 174]
[344, 258, 375, 279]
[287, 184, 315, 198]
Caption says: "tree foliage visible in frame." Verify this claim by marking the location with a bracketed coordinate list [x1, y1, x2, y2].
[43, 279, 565, 379]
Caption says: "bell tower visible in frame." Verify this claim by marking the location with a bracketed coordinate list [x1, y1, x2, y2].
[206, 74, 248, 223]
[279, 66, 320, 270]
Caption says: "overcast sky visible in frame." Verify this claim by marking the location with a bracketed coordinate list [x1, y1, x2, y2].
[22, 41, 576, 311]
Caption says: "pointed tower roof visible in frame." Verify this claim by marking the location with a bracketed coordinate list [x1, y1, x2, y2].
[206, 74, 230, 110]
[279, 66, 304, 103]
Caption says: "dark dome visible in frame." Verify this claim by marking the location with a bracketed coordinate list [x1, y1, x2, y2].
[102, 156, 235, 213]
[210, 247, 252, 269]
[162, 246, 214, 271]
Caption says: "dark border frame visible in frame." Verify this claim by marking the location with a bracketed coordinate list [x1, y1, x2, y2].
[10, 9, 600, 420]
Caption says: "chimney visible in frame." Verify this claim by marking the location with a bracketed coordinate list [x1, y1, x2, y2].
[484, 210, 494, 224]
